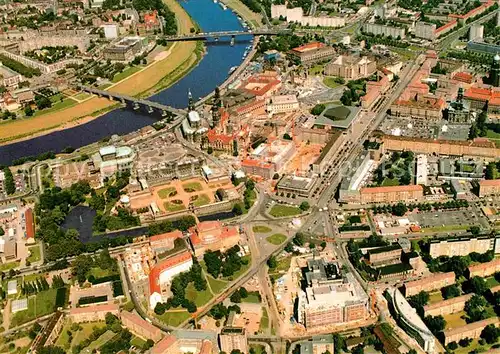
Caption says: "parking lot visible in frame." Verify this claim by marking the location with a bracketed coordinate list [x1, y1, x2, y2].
[408, 209, 488, 230]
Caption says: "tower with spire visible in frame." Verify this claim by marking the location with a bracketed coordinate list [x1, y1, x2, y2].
[188, 89, 195, 111]
[490, 54, 500, 87]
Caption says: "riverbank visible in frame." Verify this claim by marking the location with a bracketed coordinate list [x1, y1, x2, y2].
[220, 0, 263, 29]
[0, 0, 199, 146]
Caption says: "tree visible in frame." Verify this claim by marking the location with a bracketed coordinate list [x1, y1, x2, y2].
[207, 146, 213, 154]
[24, 105, 34, 116]
[145, 339, 154, 349]
[424, 315, 446, 335]
[447, 342, 458, 350]
[481, 324, 500, 344]
[485, 162, 498, 180]
[468, 225, 481, 235]
[38, 347, 65, 354]
[232, 203, 244, 216]
[230, 290, 242, 303]
[283, 133, 292, 140]
[267, 255, 277, 269]
[465, 276, 488, 295]
[3, 167, 15, 195]
[299, 201, 310, 211]
[0, 227, 4, 236]
[392, 202, 408, 216]
[465, 295, 488, 322]
[293, 232, 305, 246]
[310, 104, 325, 115]
[239, 287, 248, 298]
[273, 173, 280, 180]
[352, 345, 364, 354]
[441, 284, 461, 299]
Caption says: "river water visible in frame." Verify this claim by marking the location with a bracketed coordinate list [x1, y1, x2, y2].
[0, 0, 252, 166]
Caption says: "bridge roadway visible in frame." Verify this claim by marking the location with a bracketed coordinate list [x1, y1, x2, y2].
[164, 29, 286, 41]
[78, 86, 187, 117]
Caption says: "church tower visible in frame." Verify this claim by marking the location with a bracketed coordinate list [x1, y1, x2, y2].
[490, 54, 500, 87]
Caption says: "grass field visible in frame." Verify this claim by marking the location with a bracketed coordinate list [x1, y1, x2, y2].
[32, 98, 77, 118]
[382, 178, 400, 186]
[428, 291, 443, 304]
[443, 311, 467, 330]
[453, 339, 497, 354]
[130, 336, 147, 349]
[269, 205, 302, 217]
[268, 256, 292, 282]
[182, 182, 203, 192]
[158, 187, 178, 199]
[486, 129, 500, 140]
[112, 66, 142, 83]
[242, 291, 261, 303]
[156, 310, 191, 327]
[266, 233, 287, 245]
[260, 307, 269, 332]
[207, 275, 228, 294]
[185, 283, 212, 307]
[308, 64, 324, 76]
[486, 276, 500, 288]
[0, 261, 19, 271]
[87, 266, 115, 279]
[27, 245, 41, 263]
[252, 225, 272, 233]
[193, 194, 210, 207]
[164, 201, 186, 212]
[73, 93, 91, 101]
[56, 322, 106, 350]
[11, 289, 57, 326]
[81, 330, 116, 354]
[422, 224, 471, 233]
[323, 77, 342, 88]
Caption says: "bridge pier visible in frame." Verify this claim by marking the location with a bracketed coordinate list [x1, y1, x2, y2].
[133, 102, 140, 110]
[230, 35, 235, 46]
[161, 110, 168, 117]
[147, 106, 154, 114]
[121, 98, 126, 105]
[108, 95, 114, 101]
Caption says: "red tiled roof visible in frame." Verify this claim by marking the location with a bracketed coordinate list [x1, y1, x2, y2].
[453, 72, 473, 83]
[150, 230, 183, 243]
[435, 20, 456, 34]
[198, 220, 221, 232]
[151, 335, 177, 354]
[291, 42, 325, 53]
[241, 159, 273, 169]
[199, 340, 213, 354]
[404, 272, 455, 290]
[360, 185, 423, 194]
[468, 258, 500, 273]
[149, 251, 192, 295]
[480, 179, 500, 187]
[70, 303, 119, 315]
[25, 208, 35, 239]
[120, 311, 162, 337]
[449, 0, 494, 20]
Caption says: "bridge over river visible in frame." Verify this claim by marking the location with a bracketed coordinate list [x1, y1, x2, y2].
[163, 28, 288, 41]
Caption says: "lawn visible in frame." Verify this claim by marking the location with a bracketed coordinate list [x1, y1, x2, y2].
[428, 291, 443, 304]
[453, 339, 497, 354]
[323, 76, 342, 88]
[158, 187, 178, 199]
[259, 307, 269, 332]
[56, 321, 106, 350]
[164, 201, 186, 212]
[269, 205, 302, 218]
[130, 336, 147, 349]
[381, 178, 400, 186]
[156, 310, 191, 327]
[486, 276, 500, 288]
[27, 245, 41, 263]
[252, 225, 272, 233]
[249, 344, 267, 354]
[81, 330, 116, 354]
[269, 256, 292, 282]
[87, 267, 114, 279]
[486, 128, 500, 140]
[73, 92, 91, 101]
[308, 64, 324, 75]
[266, 233, 287, 245]
[242, 291, 261, 303]
[112, 66, 142, 83]
[443, 311, 467, 330]
[182, 182, 203, 193]
[0, 261, 20, 271]
[423, 224, 470, 233]
[192, 193, 210, 207]
[11, 289, 58, 327]
[207, 275, 228, 294]
[185, 283, 212, 307]
[32, 98, 77, 118]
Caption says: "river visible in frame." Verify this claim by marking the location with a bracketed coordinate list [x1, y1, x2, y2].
[0, 0, 252, 166]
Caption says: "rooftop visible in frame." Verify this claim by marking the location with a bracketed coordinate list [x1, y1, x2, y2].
[423, 293, 473, 311]
[444, 317, 499, 337]
[404, 271, 455, 290]
[149, 251, 193, 295]
[360, 184, 423, 194]
[315, 104, 360, 129]
[291, 42, 326, 53]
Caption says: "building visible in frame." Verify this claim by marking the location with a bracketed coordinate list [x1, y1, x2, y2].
[390, 288, 436, 353]
[299, 335, 335, 354]
[448, 0, 496, 24]
[363, 23, 406, 39]
[403, 272, 456, 297]
[24, 208, 35, 243]
[445, 87, 473, 124]
[121, 310, 163, 342]
[423, 294, 473, 317]
[444, 318, 499, 345]
[367, 245, 402, 266]
[467, 258, 500, 278]
[324, 55, 377, 80]
[298, 259, 369, 328]
[11, 298, 28, 313]
[149, 251, 194, 309]
[92, 145, 135, 180]
[414, 22, 437, 40]
[271, 4, 345, 28]
[469, 24, 484, 41]
[479, 179, 500, 197]
[290, 42, 336, 64]
[69, 303, 120, 323]
[276, 175, 317, 198]
[339, 151, 376, 204]
[266, 94, 299, 115]
[361, 74, 391, 109]
[491, 54, 500, 87]
[464, 85, 500, 112]
[104, 36, 145, 62]
[468, 40, 500, 56]
[240, 71, 281, 98]
[0, 64, 23, 88]
[219, 327, 248, 354]
[359, 185, 424, 204]
[150, 230, 183, 255]
[151, 330, 217, 354]
[390, 94, 446, 121]
[189, 221, 240, 257]
[103, 23, 119, 39]
[7, 280, 17, 295]
[429, 237, 495, 258]
[242, 139, 296, 179]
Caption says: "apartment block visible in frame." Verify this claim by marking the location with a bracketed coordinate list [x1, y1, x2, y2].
[367, 245, 402, 266]
[479, 179, 500, 197]
[467, 258, 500, 278]
[429, 237, 495, 258]
[69, 303, 120, 323]
[423, 294, 473, 317]
[360, 185, 424, 204]
[219, 327, 248, 354]
[444, 318, 499, 345]
[121, 310, 163, 343]
[403, 272, 456, 297]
